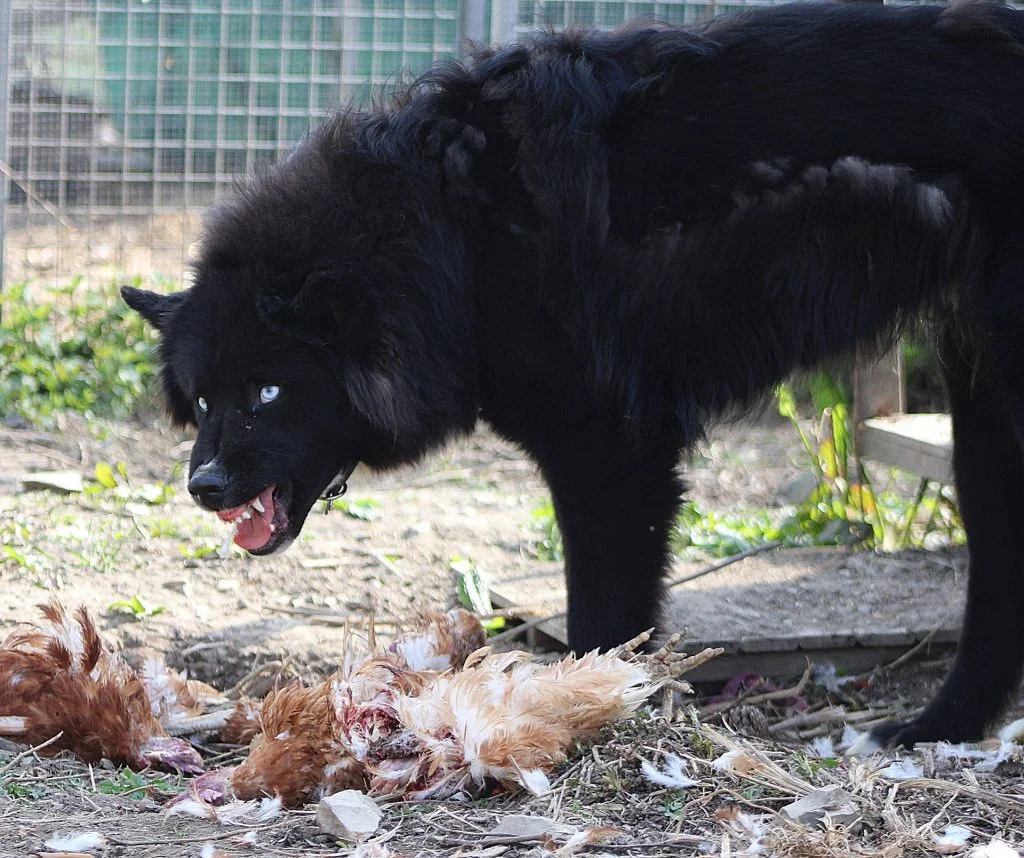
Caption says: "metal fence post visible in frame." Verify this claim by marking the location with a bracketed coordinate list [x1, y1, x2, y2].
[461, 0, 487, 52]
[0, 0, 10, 294]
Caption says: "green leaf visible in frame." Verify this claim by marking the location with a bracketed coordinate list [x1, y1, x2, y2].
[94, 462, 118, 489]
[452, 557, 493, 615]
[776, 383, 798, 420]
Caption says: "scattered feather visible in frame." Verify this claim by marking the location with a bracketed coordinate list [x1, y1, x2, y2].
[877, 759, 923, 780]
[934, 825, 973, 852]
[515, 765, 553, 796]
[806, 736, 835, 758]
[970, 840, 1022, 858]
[641, 753, 701, 789]
[997, 717, 1024, 745]
[846, 730, 882, 757]
[712, 749, 757, 774]
[839, 725, 863, 752]
[43, 832, 107, 852]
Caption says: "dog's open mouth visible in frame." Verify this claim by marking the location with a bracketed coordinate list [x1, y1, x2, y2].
[215, 485, 287, 552]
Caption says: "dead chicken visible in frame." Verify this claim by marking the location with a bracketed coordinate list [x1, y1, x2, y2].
[179, 610, 671, 807]
[0, 602, 204, 773]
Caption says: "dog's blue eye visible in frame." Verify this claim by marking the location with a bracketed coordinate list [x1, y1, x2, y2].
[260, 385, 280, 404]
[197, 396, 208, 414]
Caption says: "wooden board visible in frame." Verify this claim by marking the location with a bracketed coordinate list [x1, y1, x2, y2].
[858, 413, 953, 483]
[489, 546, 966, 683]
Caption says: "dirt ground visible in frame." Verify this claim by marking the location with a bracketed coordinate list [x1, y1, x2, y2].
[1, 413, 1022, 857]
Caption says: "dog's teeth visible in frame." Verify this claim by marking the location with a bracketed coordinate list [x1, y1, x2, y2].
[242, 510, 252, 520]
[269, 523, 277, 533]
[251, 497, 265, 514]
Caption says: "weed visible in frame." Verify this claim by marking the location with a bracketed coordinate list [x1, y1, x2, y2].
[528, 372, 964, 562]
[108, 595, 166, 619]
[0, 277, 160, 427]
[791, 749, 841, 781]
[661, 793, 687, 821]
[325, 497, 380, 519]
[451, 557, 506, 633]
[95, 768, 182, 797]
[86, 461, 175, 506]
[776, 375, 963, 551]
[529, 501, 563, 561]
[2, 780, 47, 799]
[179, 543, 221, 561]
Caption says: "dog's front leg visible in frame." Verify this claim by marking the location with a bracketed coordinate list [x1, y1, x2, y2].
[528, 418, 684, 653]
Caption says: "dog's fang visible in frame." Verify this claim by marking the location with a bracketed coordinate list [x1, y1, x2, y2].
[242, 510, 252, 520]
[251, 497, 265, 514]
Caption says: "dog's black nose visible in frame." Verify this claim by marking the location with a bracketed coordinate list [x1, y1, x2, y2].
[188, 460, 228, 506]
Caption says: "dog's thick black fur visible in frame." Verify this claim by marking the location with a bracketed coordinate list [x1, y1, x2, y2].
[125, 0, 1024, 748]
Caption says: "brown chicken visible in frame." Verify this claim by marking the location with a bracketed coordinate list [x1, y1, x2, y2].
[0, 602, 203, 773]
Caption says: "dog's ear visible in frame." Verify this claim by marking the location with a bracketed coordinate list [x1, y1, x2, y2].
[122, 286, 187, 331]
[259, 273, 411, 439]
[620, 30, 718, 108]
[422, 119, 489, 218]
[258, 271, 376, 347]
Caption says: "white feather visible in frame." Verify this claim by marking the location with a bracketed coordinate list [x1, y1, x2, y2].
[641, 754, 701, 789]
[166, 798, 216, 819]
[44, 832, 107, 851]
[712, 750, 748, 772]
[969, 840, 1021, 858]
[935, 825, 973, 848]
[878, 759, 923, 780]
[846, 730, 882, 757]
[516, 766, 552, 796]
[997, 717, 1024, 744]
[806, 737, 835, 758]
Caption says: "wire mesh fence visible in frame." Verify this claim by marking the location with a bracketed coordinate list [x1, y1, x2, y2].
[0, 0, 746, 288]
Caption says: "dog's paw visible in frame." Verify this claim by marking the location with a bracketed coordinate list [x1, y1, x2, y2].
[864, 720, 919, 751]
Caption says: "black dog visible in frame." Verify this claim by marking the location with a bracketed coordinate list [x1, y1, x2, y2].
[124, 0, 1024, 748]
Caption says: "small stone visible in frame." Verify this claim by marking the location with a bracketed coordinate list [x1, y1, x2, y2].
[20, 470, 84, 494]
[316, 790, 382, 840]
[216, 579, 240, 592]
[782, 785, 861, 831]
[403, 521, 433, 539]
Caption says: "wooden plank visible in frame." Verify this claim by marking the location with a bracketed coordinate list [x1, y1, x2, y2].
[858, 413, 953, 483]
[852, 348, 905, 426]
[488, 545, 966, 683]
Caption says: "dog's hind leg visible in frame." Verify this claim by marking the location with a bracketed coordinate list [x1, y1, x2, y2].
[872, 255, 1024, 747]
[530, 418, 683, 653]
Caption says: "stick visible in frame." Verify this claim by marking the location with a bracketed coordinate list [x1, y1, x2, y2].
[667, 541, 783, 588]
[487, 611, 567, 645]
[0, 731, 65, 778]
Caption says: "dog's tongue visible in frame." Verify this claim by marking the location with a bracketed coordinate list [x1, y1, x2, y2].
[234, 487, 276, 551]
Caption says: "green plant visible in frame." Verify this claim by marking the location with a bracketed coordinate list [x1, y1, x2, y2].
[95, 768, 181, 797]
[529, 501, 563, 561]
[661, 793, 687, 821]
[0, 277, 161, 426]
[451, 557, 506, 633]
[776, 373, 964, 551]
[326, 497, 381, 519]
[87, 461, 175, 506]
[791, 749, 841, 780]
[108, 595, 166, 619]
